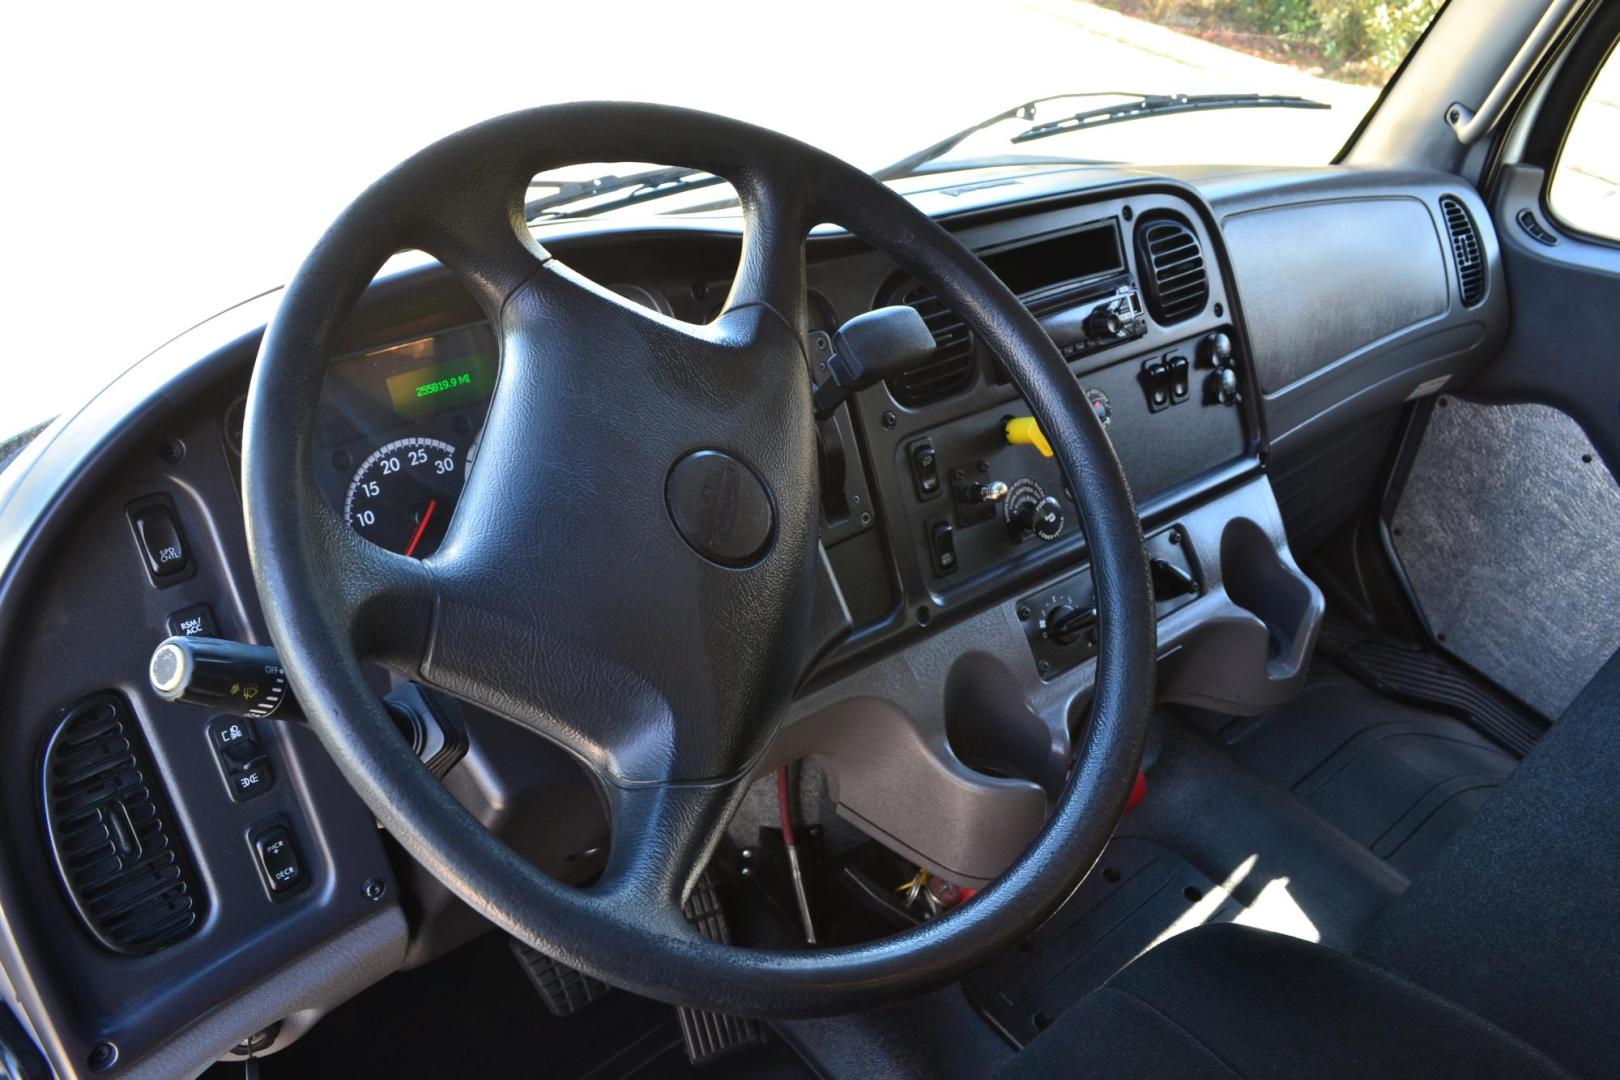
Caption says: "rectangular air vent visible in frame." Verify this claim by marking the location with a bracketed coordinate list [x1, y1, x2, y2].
[1439, 195, 1485, 306]
[1134, 214, 1209, 325]
[40, 692, 203, 955]
[886, 284, 978, 408]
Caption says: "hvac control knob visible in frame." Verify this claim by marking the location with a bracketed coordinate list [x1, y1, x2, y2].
[1202, 331, 1233, 365]
[1005, 479, 1064, 542]
[1044, 603, 1097, 646]
[1201, 331, 1240, 405]
[1084, 303, 1124, 340]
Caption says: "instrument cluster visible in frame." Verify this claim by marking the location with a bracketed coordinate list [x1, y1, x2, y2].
[312, 322, 498, 558]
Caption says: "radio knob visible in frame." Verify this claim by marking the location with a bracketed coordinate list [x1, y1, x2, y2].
[1084, 304, 1124, 340]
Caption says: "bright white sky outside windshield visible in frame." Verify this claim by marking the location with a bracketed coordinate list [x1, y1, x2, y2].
[2, 0, 1394, 440]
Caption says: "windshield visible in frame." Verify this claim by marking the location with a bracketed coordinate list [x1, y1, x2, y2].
[4, 0, 1440, 441]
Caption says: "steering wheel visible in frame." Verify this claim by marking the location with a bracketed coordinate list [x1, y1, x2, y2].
[244, 103, 1155, 1018]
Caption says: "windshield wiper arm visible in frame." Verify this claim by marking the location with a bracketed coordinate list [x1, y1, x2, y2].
[524, 165, 727, 222]
[870, 92, 1146, 181]
[1012, 93, 1329, 144]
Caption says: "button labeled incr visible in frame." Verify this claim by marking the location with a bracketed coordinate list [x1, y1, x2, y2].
[251, 824, 305, 894]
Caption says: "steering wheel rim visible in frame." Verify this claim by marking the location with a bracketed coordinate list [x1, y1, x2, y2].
[243, 102, 1156, 1018]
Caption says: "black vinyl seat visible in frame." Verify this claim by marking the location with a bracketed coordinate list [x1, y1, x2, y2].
[998, 921, 1569, 1078]
[999, 648, 1620, 1078]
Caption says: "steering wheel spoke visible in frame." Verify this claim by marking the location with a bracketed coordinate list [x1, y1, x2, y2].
[298, 505, 437, 675]
[721, 165, 812, 329]
[593, 775, 750, 922]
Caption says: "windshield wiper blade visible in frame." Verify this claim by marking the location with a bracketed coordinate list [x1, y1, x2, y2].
[870, 92, 1145, 181]
[524, 165, 726, 222]
[1012, 93, 1329, 144]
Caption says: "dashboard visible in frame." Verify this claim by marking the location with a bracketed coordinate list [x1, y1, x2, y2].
[0, 162, 1506, 1077]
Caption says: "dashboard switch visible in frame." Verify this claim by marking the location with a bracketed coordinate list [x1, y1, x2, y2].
[927, 518, 958, 577]
[1010, 495, 1064, 542]
[1004, 479, 1064, 543]
[166, 603, 218, 638]
[130, 504, 191, 580]
[1004, 416, 1054, 458]
[1200, 332, 1234, 367]
[208, 716, 275, 802]
[909, 440, 942, 501]
[251, 825, 305, 895]
[151, 636, 302, 721]
[1167, 355, 1191, 404]
[229, 760, 275, 801]
[1045, 603, 1098, 647]
[209, 716, 258, 757]
[1150, 555, 1198, 600]
[1141, 359, 1171, 412]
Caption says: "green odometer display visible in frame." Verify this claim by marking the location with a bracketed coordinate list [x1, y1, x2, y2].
[343, 437, 462, 558]
[384, 351, 496, 420]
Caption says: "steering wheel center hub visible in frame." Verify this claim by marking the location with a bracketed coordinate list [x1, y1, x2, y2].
[665, 450, 775, 566]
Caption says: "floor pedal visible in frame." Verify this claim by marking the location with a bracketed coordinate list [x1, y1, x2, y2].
[1319, 620, 1548, 756]
[678, 872, 766, 1066]
[509, 937, 611, 1017]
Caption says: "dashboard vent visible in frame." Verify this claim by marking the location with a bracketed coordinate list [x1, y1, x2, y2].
[1134, 214, 1208, 324]
[886, 284, 977, 408]
[40, 692, 202, 955]
[1439, 196, 1485, 306]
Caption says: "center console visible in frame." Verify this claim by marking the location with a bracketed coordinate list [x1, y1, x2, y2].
[771, 182, 1324, 890]
[805, 188, 1257, 683]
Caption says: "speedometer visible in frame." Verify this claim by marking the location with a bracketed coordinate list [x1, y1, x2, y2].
[343, 436, 462, 557]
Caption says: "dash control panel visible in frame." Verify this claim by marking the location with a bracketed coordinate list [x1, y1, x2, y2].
[1020, 525, 1202, 680]
[891, 326, 1247, 594]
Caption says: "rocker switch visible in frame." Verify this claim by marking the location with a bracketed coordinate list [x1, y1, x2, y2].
[910, 440, 942, 501]
[1142, 359, 1171, 412]
[1167, 355, 1190, 404]
[927, 518, 958, 577]
[251, 825, 305, 895]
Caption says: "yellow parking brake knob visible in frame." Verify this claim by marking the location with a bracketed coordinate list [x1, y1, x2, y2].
[1005, 416, 1053, 458]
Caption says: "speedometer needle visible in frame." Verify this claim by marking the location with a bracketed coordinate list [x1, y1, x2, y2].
[404, 499, 438, 559]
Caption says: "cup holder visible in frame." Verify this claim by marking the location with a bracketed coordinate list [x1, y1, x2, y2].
[944, 654, 1066, 797]
[1219, 517, 1322, 682]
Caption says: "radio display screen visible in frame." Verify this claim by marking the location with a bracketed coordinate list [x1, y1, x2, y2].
[981, 220, 1124, 297]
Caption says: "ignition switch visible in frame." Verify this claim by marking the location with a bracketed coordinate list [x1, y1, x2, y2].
[1004, 478, 1064, 542]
